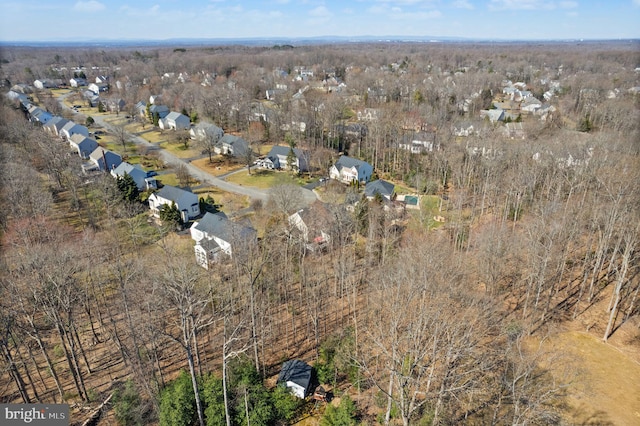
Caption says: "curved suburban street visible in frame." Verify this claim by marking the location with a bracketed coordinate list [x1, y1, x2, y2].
[58, 92, 317, 205]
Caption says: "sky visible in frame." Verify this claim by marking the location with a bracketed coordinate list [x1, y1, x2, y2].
[0, 0, 638, 42]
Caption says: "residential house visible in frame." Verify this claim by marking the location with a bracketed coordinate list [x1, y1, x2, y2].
[521, 97, 542, 113]
[69, 78, 87, 87]
[148, 185, 200, 222]
[110, 162, 157, 191]
[95, 75, 109, 84]
[69, 134, 99, 159]
[453, 122, 477, 137]
[480, 109, 505, 123]
[135, 101, 147, 118]
[263, 145, 308, 172]
[33, 79, 56, 90]
[534, 104, 556, 121]
[88, 83, 108, 95]
[215, 134, 250, 157]
[397, 132, 438, 154]
[190, 212, 257, 268]
[288, 201, 338, 251]
[83, 90, 100, 107]
[11, 84, 32, 94]
[333, 123, 367, 140]
[87, 148, 122, 172]
[5, 90, 29, 105]
[43, 116, 70, 136]
[149, 104, 170, 119]
[27, 105, 52, 125]
[60, 121, 89, 140]
[266, 88, 286, 101]
[357, 108, 380, 121]
[149, 94, 161, 105]
[277, 360, 313, 399]
[190, 122, 224, 141]
[329, 155, 373, 184]
[106, 98, 126, 113]
[160, 111, 190, 131]
[365, 179, 395, 200]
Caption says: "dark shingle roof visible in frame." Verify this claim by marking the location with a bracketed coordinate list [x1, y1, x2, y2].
[156, 185, 194, 203]
[193, 212, 255, 243]
[277, 360, 312, 395]
[334, 155, 370, 172]
[267, 145, 305, 158]
[365, 179, 395, 198]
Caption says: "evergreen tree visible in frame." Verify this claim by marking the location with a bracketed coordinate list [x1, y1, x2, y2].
[159, 371, 197, 426]
[202, 375, 226, 426]
[112, 379, 145, 426]
[159, 201, 183, 228]
[117, 173, 140, 202]
[320, 395, 357, 426]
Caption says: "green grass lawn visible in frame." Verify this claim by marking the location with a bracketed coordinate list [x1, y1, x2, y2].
[157, 140, 200, 159]
[156, 173, 180, 187]
[226, 169, 305, 189]
[138, 130, 166, 143]
[192, 186, 249, 214]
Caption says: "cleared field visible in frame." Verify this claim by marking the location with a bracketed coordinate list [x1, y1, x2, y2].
[551, 331, 640, 425]
[226, 169, 310, 189]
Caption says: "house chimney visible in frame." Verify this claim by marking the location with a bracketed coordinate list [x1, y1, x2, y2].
[101, 149, 107, 172]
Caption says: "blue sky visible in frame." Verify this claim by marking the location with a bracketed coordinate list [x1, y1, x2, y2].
[0, 0, 638, 42]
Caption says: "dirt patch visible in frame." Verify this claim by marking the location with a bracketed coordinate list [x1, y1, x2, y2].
[191, 157, 245, 176]
[548, 330, 640, 425]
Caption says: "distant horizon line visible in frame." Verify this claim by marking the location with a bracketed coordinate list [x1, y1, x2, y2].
[1, 35, 638, 47]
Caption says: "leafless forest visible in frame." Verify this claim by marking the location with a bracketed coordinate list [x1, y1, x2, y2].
[0, 41, 639, 425]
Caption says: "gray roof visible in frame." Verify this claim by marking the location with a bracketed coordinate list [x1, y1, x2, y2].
[44, 116, 68, 130]
[277, 360, 312, 395]
[166, 111, 189, 121]
[193, 212, 255, 243]
[89, 148, 122, 170]
[70, 134, 98, 149]
[334, 155, 371, 172]
[156, 185, 195, 203]
[219, 134, 249, 156]
[111, 162, 149, 188]
[365, 179, 395, 198]
[192, 122, 224, 138]
[268, 145, 305, 159]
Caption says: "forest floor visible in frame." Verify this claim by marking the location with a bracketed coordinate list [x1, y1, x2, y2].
[547, 316, 640, 425]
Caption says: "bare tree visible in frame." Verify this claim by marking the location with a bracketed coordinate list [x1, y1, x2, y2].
[154, 248, 214, 426]
[268, 183, 305, 216]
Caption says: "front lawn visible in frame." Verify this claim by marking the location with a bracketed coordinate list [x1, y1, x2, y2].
[191, 157, 244, 176]
[193, 187, 250, 215]
[226, 169, 303, 189]
[157, 140, 201, 159]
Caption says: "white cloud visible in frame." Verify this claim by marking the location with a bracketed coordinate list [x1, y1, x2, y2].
[559, 1, 578, 8]
[452, 0, 474, 9]
[120, 4, 161, 17]
[633, 0, 640, 7]
[373, 0, 435, 4]
[490, 0, 576, 10]
[73, 1, 105, 12]
[309, 5, 331, 17]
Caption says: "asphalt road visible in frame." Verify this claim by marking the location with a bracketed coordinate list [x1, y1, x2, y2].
[59, 93, 317, 205]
